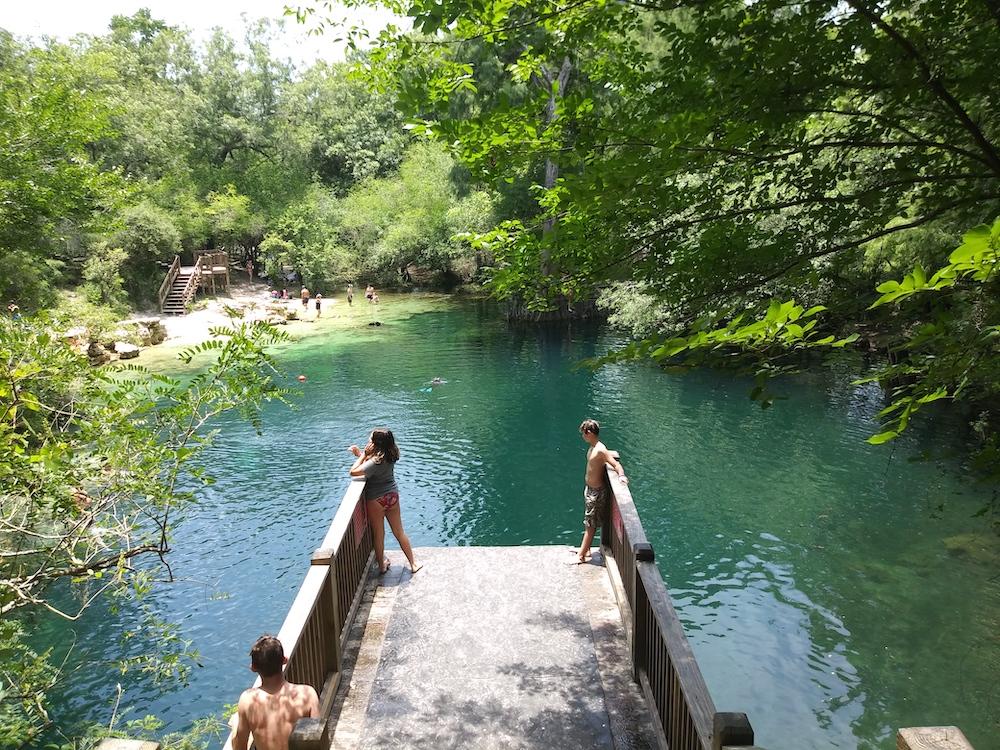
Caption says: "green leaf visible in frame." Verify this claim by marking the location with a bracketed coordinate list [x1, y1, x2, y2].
[867, 430, 899, 445]
[948, 224, 990, 263]
[875, 280, 900, 294]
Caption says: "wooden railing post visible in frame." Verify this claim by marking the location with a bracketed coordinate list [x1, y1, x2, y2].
[713, 712, 754, 749]
[288, 718, 326, 750]
[311, 547, 342, 676]
[632, 542, 654, 683]
[897, 727, 974, 749]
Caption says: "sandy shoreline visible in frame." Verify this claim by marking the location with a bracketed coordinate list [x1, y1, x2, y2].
[133, 281, 300, 345]
[127, 281, 456, 370]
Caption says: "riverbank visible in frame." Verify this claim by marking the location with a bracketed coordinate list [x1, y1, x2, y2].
[134, 283, 461, 370]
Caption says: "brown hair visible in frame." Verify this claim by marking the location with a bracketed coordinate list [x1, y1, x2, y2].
[250, 635, 284, 677]
[370, 428, 400, 463]
[579, 419, 600, 435]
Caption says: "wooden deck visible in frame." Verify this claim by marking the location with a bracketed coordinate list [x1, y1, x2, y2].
[204, 459, 970, 750]
[221, 467, 764, 750]
[328, 546, 658, 749]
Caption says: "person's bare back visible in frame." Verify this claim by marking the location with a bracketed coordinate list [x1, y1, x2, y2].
[235, 681, 318, 750]
[231, 635, 319, 750]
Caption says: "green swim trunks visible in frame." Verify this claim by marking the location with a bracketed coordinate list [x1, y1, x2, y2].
[583, 484, 609, 529]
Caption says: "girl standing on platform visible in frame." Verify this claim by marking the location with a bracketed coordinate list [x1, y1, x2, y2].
[348, 428, 421, 575]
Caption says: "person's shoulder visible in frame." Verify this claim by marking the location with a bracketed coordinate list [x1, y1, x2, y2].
[290, 681, 319, 702]
[237, 687, 258, 708]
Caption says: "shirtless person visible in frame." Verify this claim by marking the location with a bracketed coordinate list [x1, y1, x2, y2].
[300, 286, 310, 309]
[231, 635, 319, 750]
[577, 419, 627, 563]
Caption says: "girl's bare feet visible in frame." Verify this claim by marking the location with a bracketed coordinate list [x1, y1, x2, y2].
[410, 562, 423, 574]
[379, 558, 391, 574]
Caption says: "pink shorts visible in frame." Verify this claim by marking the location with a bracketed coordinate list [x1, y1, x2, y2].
[370, 492, 399, 510]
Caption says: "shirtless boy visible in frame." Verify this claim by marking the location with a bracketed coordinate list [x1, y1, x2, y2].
[577, 419, 627, 563]
[231, 635, 319, 750]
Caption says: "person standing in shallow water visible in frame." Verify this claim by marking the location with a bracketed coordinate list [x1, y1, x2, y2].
[349, 428, 421, 574]
[576, 419, 627, 564]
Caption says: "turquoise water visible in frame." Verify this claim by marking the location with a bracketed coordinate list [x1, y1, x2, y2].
[35, 297, 1000, 748]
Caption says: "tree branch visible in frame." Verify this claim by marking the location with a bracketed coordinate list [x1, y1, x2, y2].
[846, 0, 1000, 176]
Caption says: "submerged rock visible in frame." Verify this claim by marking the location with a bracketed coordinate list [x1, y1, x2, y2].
[943, 534, 1000, 566]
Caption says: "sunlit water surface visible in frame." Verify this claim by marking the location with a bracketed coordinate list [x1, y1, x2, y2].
[34, 296, 1000, 749]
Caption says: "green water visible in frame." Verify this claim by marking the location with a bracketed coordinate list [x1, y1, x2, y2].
[35, 296, 1000, 749]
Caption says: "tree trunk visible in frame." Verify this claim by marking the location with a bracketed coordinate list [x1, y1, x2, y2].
[501, 295, 601, 321]
[539, 57, 573, 274]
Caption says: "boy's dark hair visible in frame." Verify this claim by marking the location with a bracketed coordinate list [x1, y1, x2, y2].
[250, 635, 284, 677]
[371, 428, 400, 463]
[579, 419, 600, 435]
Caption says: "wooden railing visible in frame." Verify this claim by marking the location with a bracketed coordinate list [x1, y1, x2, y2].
[157, 255, 180, 311]
[178, 255, 205, 309]
[601, 463, 759, 750]
[222, 478, 374, 750]
[196, 252, 230, 288]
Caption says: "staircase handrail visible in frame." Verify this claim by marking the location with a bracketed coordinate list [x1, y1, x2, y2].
[178, 255, 206, 308]
[158, 255, 181, 310]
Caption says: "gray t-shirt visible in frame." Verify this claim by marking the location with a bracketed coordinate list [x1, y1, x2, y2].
[361, 457, 398, 501]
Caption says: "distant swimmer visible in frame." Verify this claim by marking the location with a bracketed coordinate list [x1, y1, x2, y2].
[420, 377, 446, 393]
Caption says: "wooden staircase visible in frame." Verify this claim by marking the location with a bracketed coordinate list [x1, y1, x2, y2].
[158, 255, 201, 315]
[161, 270, 194, 314]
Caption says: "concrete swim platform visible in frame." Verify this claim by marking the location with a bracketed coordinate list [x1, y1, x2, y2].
[328, 546, 658, 749]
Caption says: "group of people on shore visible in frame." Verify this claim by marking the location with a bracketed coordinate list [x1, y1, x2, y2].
[232, 420, 625, 750]
[266, 283, 380, 320]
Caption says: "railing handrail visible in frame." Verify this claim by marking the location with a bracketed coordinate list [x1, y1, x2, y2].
[221, 478, 374, 750]
[157, 255, 180, 309]
[183, 256, 204, 302]
[276, 566, 330, 661]
[601, 461, 756, 750]
[320, 479, 365, 551]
